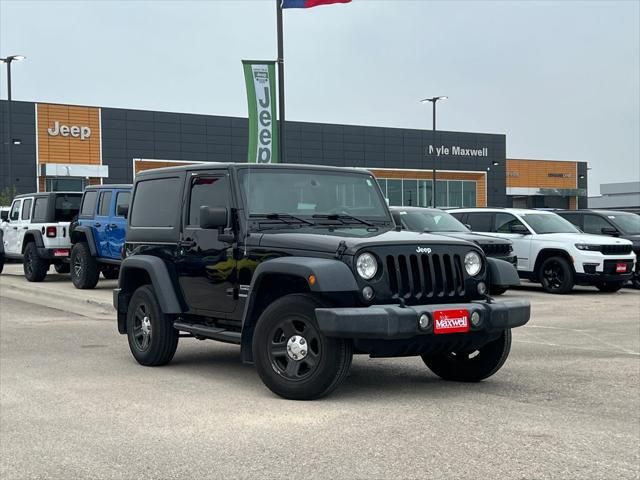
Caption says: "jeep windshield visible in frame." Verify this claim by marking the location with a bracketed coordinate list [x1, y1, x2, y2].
[520, 213, 581, 234]
[239, 168, 392, 228]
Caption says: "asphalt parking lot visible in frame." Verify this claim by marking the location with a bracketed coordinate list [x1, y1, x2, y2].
[1, 263, 639, 479]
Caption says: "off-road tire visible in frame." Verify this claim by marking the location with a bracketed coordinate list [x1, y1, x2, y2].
[126, 285, 179, 366]
[539, 256, 574, 294]
[54, 263, 70, 274]
[253, 294, 353, 400]
[422, 329, 512, 382]
[596, 281, 624, 293]
[631, 274, 640, 290]
[0, 254, 4, 274]
[70, 242, 100, 289]
[101, 267, 119, 280]
[23, 242, 49, 282]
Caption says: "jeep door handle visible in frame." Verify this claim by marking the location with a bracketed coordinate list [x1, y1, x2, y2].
[12, 226, 17, 230]
[23, 226, 28, 230]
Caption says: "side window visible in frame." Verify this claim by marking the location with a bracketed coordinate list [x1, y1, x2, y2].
[9, 200, 21, 221]
[466, 212, 493, 232]
[32, 198, 49, 222]
[583, 214, 612, 235]
[495, 213, 526, 233]
[21, 199, 32, 220]
[188, 176, 228, 227]
[115, 192, 131, 217]
[98, 191, 113, 217]
[130, 177, 181, 228]
[81, 191, 98, 217]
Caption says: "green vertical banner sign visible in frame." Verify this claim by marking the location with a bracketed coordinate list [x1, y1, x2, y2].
[242, 60, 279, 163]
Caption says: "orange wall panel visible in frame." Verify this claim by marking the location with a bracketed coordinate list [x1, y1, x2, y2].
[506, 159, 577, 189]
[37, 104, 101, 165]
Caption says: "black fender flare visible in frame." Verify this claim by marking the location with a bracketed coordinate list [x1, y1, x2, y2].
[71, 225, 97, 256]
[240, 256, 358, 362]
[119, 255, 183, 314]
[487, 257, 520, 288]
[23, 230, 45, 251]
[0, 229, 4, 256]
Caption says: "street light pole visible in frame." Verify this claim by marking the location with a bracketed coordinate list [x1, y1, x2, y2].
[1, 54, 26, 192]
[421, 96, 447, 207]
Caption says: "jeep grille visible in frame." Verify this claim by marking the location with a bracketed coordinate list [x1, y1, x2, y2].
[600, 244, 633, 255]
[385, 253, 466, 300]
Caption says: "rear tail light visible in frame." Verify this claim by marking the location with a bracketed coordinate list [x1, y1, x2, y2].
[46, 226, 57, 238]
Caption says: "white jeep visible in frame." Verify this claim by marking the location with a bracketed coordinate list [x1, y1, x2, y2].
[450, 208, 636, 294]
[0, 192, 82, 281]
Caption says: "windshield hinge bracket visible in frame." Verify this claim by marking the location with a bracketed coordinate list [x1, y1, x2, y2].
[335, 240, 348, 259]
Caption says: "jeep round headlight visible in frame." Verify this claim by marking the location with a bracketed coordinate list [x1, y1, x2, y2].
[356, 252, 378, 280]
[464, 251, 482, 276]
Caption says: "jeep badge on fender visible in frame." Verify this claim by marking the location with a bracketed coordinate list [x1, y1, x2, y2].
[113, 163, 530, 400]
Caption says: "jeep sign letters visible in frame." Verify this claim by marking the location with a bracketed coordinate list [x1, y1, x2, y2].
[48, 121, 91, 140]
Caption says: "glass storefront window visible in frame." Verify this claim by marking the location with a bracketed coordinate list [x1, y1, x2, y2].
[418, 180, 432, 207]
[448, 181, 463, 207]
[462, 181, 476, 207]
[378, 177, 478, 208]
[402, 179, 418, 207]
[45, 177, 86, 192]
[386, 179, 402, 206]
[436, 180, 448, 208]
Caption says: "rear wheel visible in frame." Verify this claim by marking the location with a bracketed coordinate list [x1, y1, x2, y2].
[54, 263, 70, 274]
[630, 273, 640, 290]
[422, 330, 512, 382]
[126, 285, 179, 366]
[539, 256, 574, 294]
[253, 294, 353, 400]
[0, 254, 4, 274]
[596, 281, 624, 293]
[70, 242, 100, 289]
[23, 242, 49, 282]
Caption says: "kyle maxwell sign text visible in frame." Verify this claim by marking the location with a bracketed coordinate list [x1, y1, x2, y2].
[428, 145, 488, 158]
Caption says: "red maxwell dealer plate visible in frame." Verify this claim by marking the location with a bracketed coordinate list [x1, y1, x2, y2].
[433, 309, 470, 334]
[616, 263, 627, 273]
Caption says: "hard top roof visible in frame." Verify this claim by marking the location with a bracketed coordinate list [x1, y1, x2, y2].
[134, 162, 371, 178]
[14, 191, 83, 199]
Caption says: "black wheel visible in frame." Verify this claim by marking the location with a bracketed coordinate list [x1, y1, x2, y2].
[539, 256, 574, 294]
[630, 273, 640, 290]
[252, 294, 353, 400]
[422, 329, 512, 382]
[596, 281, 624, 293]
[0, 254, 4, 274]
[70, 242, 100, 289]
[102, 267, 119, 280]
[126, 285, 179, 366]
[490, 286, 507, 296]
[23, 242, 49, 282]
[54, 263, 70, 274]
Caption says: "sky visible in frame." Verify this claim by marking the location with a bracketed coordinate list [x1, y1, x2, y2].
[1, 0, 638, 195]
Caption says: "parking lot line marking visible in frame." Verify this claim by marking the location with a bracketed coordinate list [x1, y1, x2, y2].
[524, 325, 638, 354]
[514, 340, 640, 356]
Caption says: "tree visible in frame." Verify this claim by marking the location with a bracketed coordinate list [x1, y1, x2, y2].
[0, 186, 17, 206]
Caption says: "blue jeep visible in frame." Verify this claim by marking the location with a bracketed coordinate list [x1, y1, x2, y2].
[70, 184, 131, 289]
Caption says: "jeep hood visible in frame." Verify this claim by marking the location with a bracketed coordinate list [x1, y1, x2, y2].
[437, 232, 512, 245]
[255, 229, 476, 255]
[537, 233, 633, 245]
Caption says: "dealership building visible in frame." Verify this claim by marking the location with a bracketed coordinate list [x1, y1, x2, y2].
[0, 100, 588, 209]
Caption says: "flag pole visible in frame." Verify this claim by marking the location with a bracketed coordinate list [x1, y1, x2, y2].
[276, 0, 286, 163]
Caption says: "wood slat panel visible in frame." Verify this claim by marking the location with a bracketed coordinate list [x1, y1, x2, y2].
[506, 159, 577, 189]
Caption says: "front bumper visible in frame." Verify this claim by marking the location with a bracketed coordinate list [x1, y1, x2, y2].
[315, 299, 530, 339]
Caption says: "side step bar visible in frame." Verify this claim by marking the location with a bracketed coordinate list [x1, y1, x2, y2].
[173, 321, 242, 345]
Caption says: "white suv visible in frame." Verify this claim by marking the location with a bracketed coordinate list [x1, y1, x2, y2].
[0, 192, 82, 281]
[450, 208, 636, 294]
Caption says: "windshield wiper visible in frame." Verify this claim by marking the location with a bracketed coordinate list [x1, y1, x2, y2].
[312, 213, 375, 227]
[251, 213, 315, 226]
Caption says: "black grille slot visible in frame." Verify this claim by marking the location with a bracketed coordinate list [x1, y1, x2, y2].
[600, 244, 633, 255]
[479, 243, 512, 256]
[386, 252, 466, 301]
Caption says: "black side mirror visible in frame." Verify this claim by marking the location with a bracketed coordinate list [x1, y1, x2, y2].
[601, 226, 619, 236]
[464, 224, 472, 231]
[117, 204, 129, 219]
[200, 206, 228, 229]
[510, 224, 529, 235]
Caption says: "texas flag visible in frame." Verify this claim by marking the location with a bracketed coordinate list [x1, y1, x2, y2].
[282, 0, 351, 8]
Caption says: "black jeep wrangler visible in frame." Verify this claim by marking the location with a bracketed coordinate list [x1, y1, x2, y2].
[114, 163, 530, 400]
